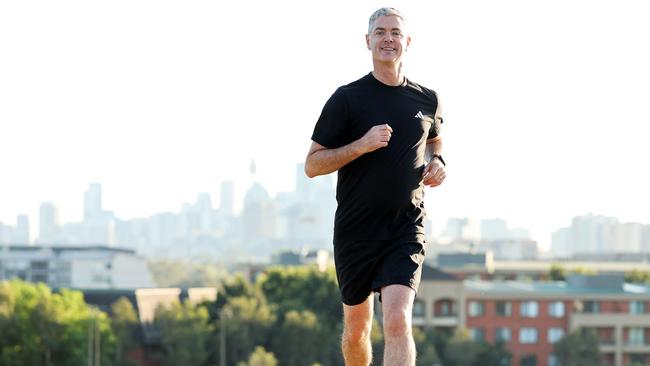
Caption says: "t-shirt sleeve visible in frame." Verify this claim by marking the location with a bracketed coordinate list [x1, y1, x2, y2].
[311, 88, 349, 148]
[427, 92, 444, 140]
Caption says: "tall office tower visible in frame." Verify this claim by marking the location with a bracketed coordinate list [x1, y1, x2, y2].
[551, 227, 572, 258]
[196, 193, 213, 233]
[296, 163, 310, 201]
[84, 183, 102, 221]
[220, 180, 234, 217]
[242, 182, 276, 240]
[481, 218, 509, 241]
[618, 223, 644, 252]
[14, 215, 30, 244]
[642, 224, 650, 254]
[442, 218, 470, 241]
[38, 202, 60, 245]
[571, 214, 619, 254]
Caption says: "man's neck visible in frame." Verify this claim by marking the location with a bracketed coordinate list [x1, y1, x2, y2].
[372, 62, 404, 86]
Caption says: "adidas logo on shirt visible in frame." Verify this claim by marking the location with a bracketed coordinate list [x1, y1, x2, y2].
[414, 111, 424, 119]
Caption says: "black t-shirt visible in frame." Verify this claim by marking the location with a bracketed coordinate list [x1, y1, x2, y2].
[312, 73, 443, 244]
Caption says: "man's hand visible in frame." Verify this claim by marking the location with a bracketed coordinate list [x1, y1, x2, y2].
[422, 158, 446, 187]
[354, 124, 393, 154]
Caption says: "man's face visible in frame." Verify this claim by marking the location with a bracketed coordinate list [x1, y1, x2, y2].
[366, 15, 410, 64]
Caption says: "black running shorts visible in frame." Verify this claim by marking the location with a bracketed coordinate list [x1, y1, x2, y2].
[333, 234, 426, 306]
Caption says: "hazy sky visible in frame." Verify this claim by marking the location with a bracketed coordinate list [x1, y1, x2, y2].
[1, 0, 649, 248]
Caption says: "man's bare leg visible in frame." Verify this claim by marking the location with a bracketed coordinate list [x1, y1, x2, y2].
[381, 285, 416, 366]
[342, 294, 374, 366]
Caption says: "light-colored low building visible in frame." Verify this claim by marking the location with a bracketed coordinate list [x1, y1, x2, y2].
[0, 245, 154, 289]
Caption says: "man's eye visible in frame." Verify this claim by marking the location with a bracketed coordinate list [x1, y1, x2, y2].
[375, 30, 385, 36]
[392, 32, 402, 37]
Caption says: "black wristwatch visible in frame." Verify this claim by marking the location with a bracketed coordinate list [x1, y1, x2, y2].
[432, 154, 446, 166]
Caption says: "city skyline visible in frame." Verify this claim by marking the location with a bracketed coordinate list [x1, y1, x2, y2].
[4, 178, 650, 257]
[2, 0, 649, 249]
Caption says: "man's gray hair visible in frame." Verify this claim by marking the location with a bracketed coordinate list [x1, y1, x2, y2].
[368, 7, 405, 35]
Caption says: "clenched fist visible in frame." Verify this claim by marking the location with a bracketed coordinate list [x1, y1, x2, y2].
[355, 124, 393, 154]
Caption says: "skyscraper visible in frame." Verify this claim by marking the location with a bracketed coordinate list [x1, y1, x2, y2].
[38, 202, 60, 244]
[15, 215, 30, 244]
[84, 183, 102, 221]
[220, 180, 234, 217]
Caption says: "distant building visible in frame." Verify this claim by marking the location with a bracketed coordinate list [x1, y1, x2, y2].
[481, 218, 509, 241]
[84, 183, 103, 221]
[552, 214, 650, 257]
[0, 245, 154, 289]
[417, 268, 650, 366]
[435, 252, 650, 282]
[37, 202, 61, 245]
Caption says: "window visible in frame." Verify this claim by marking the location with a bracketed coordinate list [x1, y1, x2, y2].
[630, 300, 646, 315]
[413, 300, 425, 318]
[521, 354, 537, 366]
[547, 355, 558, 366]
[495, 327, 512, 342]
[629, 327, 645, 345]
[469, 301, 485, 317]
[583, 300, 599, 313]
[520, 301, 539, 318]
[439, 300, 455, 316]
[548, 301, 565, 317]
[630, 354, 646, 364]
[470, 328, 485, 341]
[496, 301, 512, 316]
[547, 328, 564, 343]
[519, 328, 538, 344]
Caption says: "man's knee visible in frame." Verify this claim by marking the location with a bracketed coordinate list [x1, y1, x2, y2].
[383, 309, 411, 338]
[343, 317, 373, 344]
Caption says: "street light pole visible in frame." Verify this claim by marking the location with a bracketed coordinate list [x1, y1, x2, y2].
[219, 308, 231, 366]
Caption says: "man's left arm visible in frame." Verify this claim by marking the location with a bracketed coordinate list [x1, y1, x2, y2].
[422, 136, 446, 187]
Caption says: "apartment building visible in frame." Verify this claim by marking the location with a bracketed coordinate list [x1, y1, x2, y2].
[0, 245, 153, 289]
[417, 265, 650, 366]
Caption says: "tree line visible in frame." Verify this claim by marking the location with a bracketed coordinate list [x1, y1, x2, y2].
[1, 265, 603, 365]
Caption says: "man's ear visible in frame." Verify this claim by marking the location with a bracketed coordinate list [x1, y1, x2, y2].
[405, 35, 411, 51]
[366, 34, 371, 50]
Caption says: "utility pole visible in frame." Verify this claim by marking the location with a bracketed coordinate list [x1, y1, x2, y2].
[220, 311, 226, 366]
[88, 310, 101, 366]
[219, 308, 231, 366]
[88, 317, 93, 366]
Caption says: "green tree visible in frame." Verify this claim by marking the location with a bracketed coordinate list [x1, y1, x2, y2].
[0, 280, 116, 366]
[154, 300, 212, 366]
[215, 274, 260, 310]
[549, 263, 567, 281]
[237, 346, 278, 366]
[413, 327, 442, 366]
[270, 310, 323, 366]
[110, 297, 139, 366]
[257, 266, 341, 325]
[217, 296, 275, 365]
[626, 269, 650, 284]
[440, 327, 510, 366]
[554, 329, 602, 366]
[148, 259, 228, 288]
[443, 328, 481, 366]
[257, 266, 344, 365]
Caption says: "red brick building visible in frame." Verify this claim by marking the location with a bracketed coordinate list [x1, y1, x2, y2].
[416, 265, 650, 366]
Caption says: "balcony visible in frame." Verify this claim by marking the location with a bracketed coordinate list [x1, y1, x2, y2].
[432, 314, 459, 327]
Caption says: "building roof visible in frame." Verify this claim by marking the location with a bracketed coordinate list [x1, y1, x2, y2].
[1, 244, 135, 255]
[464, 280, 650, 296]
[421, 263, 460, 281]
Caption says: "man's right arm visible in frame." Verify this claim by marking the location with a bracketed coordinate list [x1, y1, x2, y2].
[305, 124, 393, 178]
